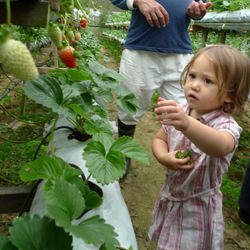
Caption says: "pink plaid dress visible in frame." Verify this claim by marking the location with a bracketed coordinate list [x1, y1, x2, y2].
[148, 104, 242, 250]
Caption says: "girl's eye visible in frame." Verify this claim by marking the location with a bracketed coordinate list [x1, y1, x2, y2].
[205, 78, 213, 84]
[188, 73, 195, 79]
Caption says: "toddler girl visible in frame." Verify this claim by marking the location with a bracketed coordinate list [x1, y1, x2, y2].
[149, 45, 250, 249]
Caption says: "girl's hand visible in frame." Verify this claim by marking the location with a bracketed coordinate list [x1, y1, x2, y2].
[161, 151, 193, 171]
[154, 97, 190, 132]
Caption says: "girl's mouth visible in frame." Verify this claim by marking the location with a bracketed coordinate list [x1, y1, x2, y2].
[187, 94, 198, 101]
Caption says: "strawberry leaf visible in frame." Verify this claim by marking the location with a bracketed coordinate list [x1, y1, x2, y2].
[24, 75, 64, 112]
[0, 236, 17, 250]
[9, 215, 72, 250]
[111, 136, 150, 165]
[19, 155, 82, 182]
[83, 133, 149, 184]
[70, 215, 119, 248]
[45, 178, 86, 225]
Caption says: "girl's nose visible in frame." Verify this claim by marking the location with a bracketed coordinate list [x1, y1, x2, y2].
[190, 79, 200, 91]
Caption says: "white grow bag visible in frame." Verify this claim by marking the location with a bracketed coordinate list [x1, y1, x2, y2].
[29, 119, 138, 250]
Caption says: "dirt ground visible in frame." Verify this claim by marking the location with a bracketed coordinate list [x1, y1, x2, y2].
[103, 48, 250, 250]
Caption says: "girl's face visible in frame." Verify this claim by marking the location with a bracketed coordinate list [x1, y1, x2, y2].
[184, 54, 229, 117]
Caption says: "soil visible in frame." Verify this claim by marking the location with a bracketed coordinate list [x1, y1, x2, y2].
[102, 48, 250, 250]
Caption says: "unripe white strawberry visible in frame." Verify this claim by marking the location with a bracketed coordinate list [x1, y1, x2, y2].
[0, 39, 39, 81]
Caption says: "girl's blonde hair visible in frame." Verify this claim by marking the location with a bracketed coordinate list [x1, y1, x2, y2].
[181, 45, 250, 114]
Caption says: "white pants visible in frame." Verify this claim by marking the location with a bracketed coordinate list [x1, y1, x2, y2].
[117, 49, 193, 125]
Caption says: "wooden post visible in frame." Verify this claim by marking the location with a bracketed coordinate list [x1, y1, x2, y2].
[220, 32, 227, 44]
[0, 0, 49, 27]
[51, 42, 59, 68]
[201, 30, 209, 47]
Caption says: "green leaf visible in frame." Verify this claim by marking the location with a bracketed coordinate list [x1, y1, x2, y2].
[84, 141, 124, 184]
[70, 215, 119, 248]
[66, 68, 91, 81]
[9, 215, 72, 250]
[116, 89, 139, 115]
[93, 88, 114, 107]
[99, 242, 117, 250]
[19, 155, 82, 182]
[88, 60, 124, 82]
[111, 136, 150, 165]
[84, 187, 103, 210]
[0, 236, 17, 250]
[62, 176, 103, 211]
[45, 178, 86, 226]
[84, 133, 148, 184]
[68, 104, 113, 136]
[92, 133, 114, 152]
[24, 75, 64, 112]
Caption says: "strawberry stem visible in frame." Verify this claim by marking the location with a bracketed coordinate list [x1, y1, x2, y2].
[74, 0, 88, 19]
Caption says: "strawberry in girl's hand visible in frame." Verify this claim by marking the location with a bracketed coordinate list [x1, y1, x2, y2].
[175, 150, 193, 164]
[0, 38, 38, 80]
[58, 46, 77, 68]
[80, 18, 87, 28]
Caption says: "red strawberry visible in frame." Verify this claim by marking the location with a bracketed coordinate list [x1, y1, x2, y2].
[58, 46, 76, 68]
[80, 18, 87, 28]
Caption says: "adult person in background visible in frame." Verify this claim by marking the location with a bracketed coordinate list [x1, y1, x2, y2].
[238, 160, 250, 225]
[109, 0, 213, 175]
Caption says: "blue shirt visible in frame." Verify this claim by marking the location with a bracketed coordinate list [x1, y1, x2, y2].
[110, 0, 193, 53]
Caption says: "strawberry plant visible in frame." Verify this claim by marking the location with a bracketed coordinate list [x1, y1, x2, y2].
[0, 1, 148, 248]
[0, 59, 149, 249]
[0, 57, 146, 250]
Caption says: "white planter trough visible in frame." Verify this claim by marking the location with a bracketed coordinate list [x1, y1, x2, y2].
[29, 119, 138, 250]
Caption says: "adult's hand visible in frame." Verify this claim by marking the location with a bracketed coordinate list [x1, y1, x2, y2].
[133, 0, 169, 28]
[187, 0, 213, 19]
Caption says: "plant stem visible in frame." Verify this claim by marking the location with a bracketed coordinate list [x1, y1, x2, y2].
[20, 94, 26, 117]
[50, 116, 59, 156]
[6, 0, 11, 25]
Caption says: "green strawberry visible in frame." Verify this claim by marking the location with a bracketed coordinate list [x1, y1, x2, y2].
[66, 29, 75, 44]
[47, 23, 62, 48]
[0, 39, 38, 81]
[175, 150, 193, 164]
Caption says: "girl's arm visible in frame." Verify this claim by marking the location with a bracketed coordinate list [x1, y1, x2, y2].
[181, 116, 235, 157]
[152, 128, 193, 170]
[155, 99, 235, 157]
